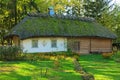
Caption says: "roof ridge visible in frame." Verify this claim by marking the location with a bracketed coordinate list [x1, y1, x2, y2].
[27, 13, 95, 22]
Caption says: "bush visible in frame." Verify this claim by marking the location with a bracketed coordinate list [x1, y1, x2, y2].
[112, 51, 120, 62]
[113, 51, 120, 58]
[102, 52, 113, 59]
[0, 46, 22, 61]
[66, 49, 73, 56]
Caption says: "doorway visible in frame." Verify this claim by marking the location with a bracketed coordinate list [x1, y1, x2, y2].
[73, 41, 80, 52]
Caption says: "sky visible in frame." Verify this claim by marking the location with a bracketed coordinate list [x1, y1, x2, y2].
[114, 0, 120, 5]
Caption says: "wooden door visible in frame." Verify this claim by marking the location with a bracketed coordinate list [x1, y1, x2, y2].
[73, 41, 80, 52]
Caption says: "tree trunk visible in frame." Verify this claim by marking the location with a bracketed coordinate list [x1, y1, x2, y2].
[14, 0, 17, 25]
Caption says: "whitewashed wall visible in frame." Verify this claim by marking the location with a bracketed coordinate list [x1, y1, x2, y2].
[20, 37, 67, 53]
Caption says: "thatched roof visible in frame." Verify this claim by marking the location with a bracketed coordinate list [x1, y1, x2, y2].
[6, 13, 117, 39]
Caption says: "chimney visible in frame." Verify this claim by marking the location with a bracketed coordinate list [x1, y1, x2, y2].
[48, 6, 55, 17]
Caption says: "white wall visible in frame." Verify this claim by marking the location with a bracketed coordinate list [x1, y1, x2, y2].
[20, 37, 67, 53]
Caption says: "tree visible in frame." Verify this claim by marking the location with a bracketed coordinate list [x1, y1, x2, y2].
[0, 0, 120, 45]
[98, 5, 120, 42]
[70, 0, 83, 16]
[83, 0, 113, 19]
[0, 0, 41, 45]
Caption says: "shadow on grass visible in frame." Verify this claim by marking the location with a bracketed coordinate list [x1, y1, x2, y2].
[0, 71, 31, 80]
[0, 60, 82, 80]
[79, 54, 120, 80]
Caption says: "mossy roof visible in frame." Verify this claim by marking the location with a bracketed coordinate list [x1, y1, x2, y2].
[7, 13, 117, 39]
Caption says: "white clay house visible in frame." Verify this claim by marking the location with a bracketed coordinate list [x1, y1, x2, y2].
[6, 12, 117, 54]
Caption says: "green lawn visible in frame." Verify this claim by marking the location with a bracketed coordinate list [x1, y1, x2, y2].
[79, 54, 120, 80]
[1, 54, 120, 80]
[0, 58, 81, 80]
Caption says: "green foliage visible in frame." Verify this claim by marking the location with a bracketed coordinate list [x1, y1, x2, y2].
[102, 52, 113, 59]
[112, 51, 120, 62]
[83, 0, 113, 18]
[0, 46, 22, 61]
[96, 5, 120, 42]
[82, 0, 120, 42]
[0, 0, 40, 45]
[66, 48, 73, 56]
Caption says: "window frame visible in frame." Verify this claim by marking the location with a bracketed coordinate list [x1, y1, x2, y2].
[51, 39, 57, 48]
[32, 39, 38, 48]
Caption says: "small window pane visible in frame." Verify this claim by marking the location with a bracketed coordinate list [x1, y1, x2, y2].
[32, 40, 38, 48]
[51, 40, 57, 48]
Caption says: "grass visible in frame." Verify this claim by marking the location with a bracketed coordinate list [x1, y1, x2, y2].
[79, 54, 120, 80]
[1, 53, 120, 80]
[0, 57, 82, 80]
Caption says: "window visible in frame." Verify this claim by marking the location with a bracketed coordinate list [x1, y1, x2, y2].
[51, 40, 57, 48]
[32, 40, 38, 48]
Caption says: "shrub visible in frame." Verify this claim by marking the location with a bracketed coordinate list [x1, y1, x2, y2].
[0, 46, 22, 61]
[112, 51, 120, 62]
[66, 49, 73, 56]
[102, 52, 113, 59]
[113, 51, 120, 58]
